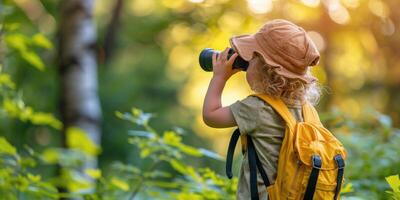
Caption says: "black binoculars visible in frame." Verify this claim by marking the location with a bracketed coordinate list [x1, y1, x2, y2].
[198, 48, 249, 72]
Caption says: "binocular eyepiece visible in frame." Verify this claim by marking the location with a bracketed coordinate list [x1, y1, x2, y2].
[198, 48, 249, 72]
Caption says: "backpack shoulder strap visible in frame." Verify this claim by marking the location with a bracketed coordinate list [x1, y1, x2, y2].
[251, 94, 296, 130]
[302, 102, 323, 126]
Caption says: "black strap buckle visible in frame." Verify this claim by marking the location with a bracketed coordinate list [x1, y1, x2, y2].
[303, 155, 322, 200]
[312, 155, 322, 169]
[334, 154, 345, 169]
[333, 154, 345, 200]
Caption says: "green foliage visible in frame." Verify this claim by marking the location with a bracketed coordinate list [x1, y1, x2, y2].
[66, 127, 101, 156]
[38, 127, 102, 197]
[0, 108, 236, 199]
[1, 97, 62, 130]
[0, 137, 16, 155]
[117, 108, 223, 162]
[323, 108, 400, 199]
[0, 138, 59, 199]
[386, 175, 400, 200]
[0, 3, 61, 131]
[0, 7, 62, 196]
[4, 32, 51, 71]
[93, 108, 235, 199]
[0, 131, 100, 199]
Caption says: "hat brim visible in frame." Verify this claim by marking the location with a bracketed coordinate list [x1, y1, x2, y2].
[230, 34, 316, 84]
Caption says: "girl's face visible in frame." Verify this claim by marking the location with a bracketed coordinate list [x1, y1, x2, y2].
[246, 56, 263, 90]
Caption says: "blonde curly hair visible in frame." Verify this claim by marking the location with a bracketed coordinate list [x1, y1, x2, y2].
[250, 55, 322, 106]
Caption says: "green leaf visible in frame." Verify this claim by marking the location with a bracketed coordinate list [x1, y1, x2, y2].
[66, 127, 101, 156]
[2, 98, 20, 118]
[163, 131, 182, 145]
[19, 106, 34, 121]
[173, 193, 203, 200]
[115, 111, 124, 118]
[41, 148, 60, 164]
[169, 159, 188, 174]
[30, 112, 62, 130]
[27, 173, 42, 182]
[5, 33, 28, 51]
[111, 177, 129, 191]
[85, 168, 102, 179]
[340, 183, 354, 194]
[386, 174, 400, 193]
[0, 73, 16, 89]
[177, 144, 202, 157]
[140, 148, 152, 158]
[21, 50, 45, 71]
[32, 33, 53, 49]
[0, 137, 17, 156]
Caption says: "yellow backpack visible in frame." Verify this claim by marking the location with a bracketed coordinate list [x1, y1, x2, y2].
[226, 94, 347, 200]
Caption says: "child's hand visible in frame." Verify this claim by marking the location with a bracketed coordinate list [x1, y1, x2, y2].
[212, 47, 241, 81]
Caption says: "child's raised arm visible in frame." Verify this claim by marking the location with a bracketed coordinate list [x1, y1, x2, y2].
[202, 47, 240, 128]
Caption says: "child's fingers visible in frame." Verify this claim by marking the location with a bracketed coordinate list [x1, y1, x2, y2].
[227, 53, 239, 67]
[220, 47, 229, 62]
[212, 52, 217, 67]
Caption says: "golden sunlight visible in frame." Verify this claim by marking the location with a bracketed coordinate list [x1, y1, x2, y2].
[368, 0, 389, 18]
[130, 0, 156, 16]
[246, 0, 273, 14]
[189, 0, 205, 3]
[301, 0, 320, 7]
[328, 3, 350, 24]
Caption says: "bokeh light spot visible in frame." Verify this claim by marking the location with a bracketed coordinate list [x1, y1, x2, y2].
[168, 45, 195, 72]
[189, 0, 205, 3]
[342, 0, 359, 9]
[328, 4, 350, 24]
[283, 3, 321, 22]
[381, 18, 395, 36]
[368, 0, 389, 18]
[301, 0, 320, 7]
[247, 0, 273, 14]
[217, 11, 245, 31]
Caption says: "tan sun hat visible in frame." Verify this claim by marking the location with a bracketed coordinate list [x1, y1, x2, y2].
[229, 19, 320, 83]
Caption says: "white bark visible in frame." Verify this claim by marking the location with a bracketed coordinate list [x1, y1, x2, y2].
[58, 0, 101, 186]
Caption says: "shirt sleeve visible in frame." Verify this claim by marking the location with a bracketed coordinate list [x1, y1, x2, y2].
[229, 96, 260, 136]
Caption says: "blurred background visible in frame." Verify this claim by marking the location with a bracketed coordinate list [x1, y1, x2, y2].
[1, 0, 399, 199]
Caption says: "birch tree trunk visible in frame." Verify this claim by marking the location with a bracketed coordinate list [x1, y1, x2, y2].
[58, 0, 101, 188]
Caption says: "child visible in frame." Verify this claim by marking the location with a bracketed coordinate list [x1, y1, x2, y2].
[202, 19, 321, 199]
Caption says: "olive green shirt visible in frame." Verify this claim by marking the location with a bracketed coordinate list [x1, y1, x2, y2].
[230, 96, 304, 200]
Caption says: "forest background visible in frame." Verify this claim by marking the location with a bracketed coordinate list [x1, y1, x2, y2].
[0, 0, 399, 199]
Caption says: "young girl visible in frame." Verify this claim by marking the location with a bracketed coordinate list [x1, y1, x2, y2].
[202, 19, 321, 199]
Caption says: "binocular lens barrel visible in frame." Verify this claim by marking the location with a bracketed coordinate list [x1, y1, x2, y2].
[198, 48, 249, 72]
